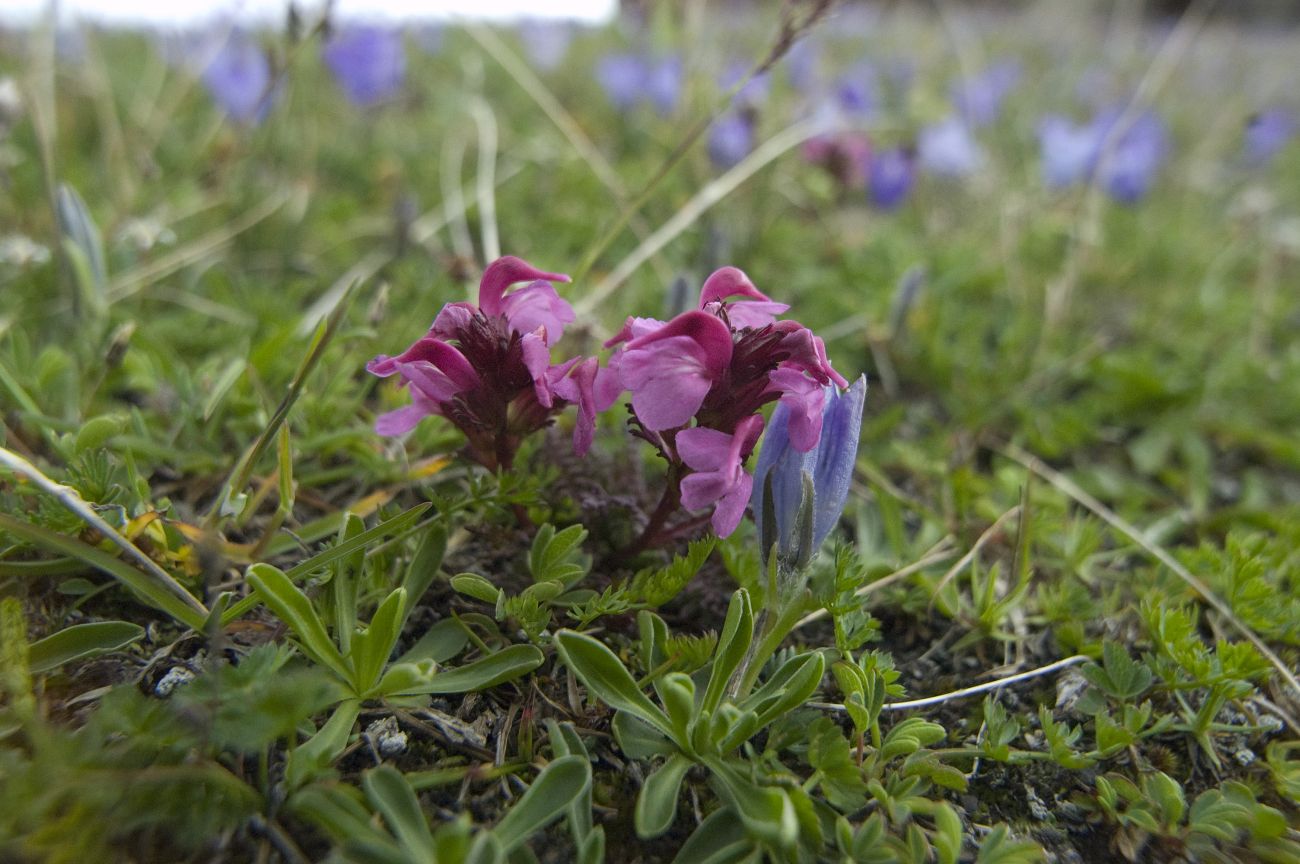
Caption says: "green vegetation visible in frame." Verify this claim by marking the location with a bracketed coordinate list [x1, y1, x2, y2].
[1, 4, 1299, 861]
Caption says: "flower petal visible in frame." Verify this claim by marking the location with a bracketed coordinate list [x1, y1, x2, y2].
[499, 280, 576, 343]
[477, 256, 570, 317]
[698, 266, 771, 307]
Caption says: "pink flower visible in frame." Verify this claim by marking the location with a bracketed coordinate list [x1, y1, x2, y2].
[677, 415, 765, 537]
[367, 255, 597, 470]
[551, 357, 622, 455]
[619, 311, 733, 431]
[478, 256, 574, 343]
[698, 266, 789, 329]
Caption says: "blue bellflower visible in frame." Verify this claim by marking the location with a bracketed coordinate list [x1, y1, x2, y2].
[322, 26, 406, 106]
[1244, 109, 1296, 166]
[918, 117, 985, 178]
[752, 376, 867, 568]
[868, 147, 914, 209]
[201, 32, 275, 125]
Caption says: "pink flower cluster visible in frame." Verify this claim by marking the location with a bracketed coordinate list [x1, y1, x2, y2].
[367, 257, 618, 471]
[368, 257, 847, 540]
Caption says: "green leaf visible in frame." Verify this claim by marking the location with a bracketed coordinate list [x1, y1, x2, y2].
[247, 563, 351, 682]
[331, 513, 366, 656]
[27, 620, 144, 673]
[397, 617, 469, 665]
[635, 753, 692, 839]
[287, 699, 361, 789]
[493, 755, 591, 853]
[350, 588, 406, 695]
[529, 523, 589, 584]
[400, 522, 446, 621]
[452, 573, 502, 604]
[671, 809, 751, 864]
[701, 590, 753, 715]
[555, 630, 675, 741]
[705, 757, 797, 850]
[363, 765, 436, 861]
[290, 784, 392, 849]
[656, 672, 696, 745]
[74, 415, 126, 454]
[389, 644, 542, 695]
[975, 824, 1043, 863]
[741, 651, 825, 730]
[612, 711, 677, 760]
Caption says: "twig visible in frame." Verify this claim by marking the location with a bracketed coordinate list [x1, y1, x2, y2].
[813, 655, 1090, 713]
[999, 441, 1300, 711]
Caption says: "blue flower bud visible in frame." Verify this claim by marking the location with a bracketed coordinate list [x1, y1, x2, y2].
[752, 375, 866, 568]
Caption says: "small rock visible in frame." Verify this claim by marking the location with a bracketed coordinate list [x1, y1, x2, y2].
[1054, 669, 1090, 716]
[366, 717, 409, 758]
[1232, 747, 1256, 767]
[153, 666, 195, 698]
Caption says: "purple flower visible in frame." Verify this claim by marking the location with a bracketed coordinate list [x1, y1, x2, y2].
[720, 61, 769, 109]
[518, 20, 573, 71]
[917, 117, 984, 177]
[596, 53, 648, 111]
[1095, 111, 1167, 203]
[868, 147, 914, 209]
[836, 61, 879, 118]
[201, 32, 275, 125]
[368, 256, 608, 467]
[1038, 114, 1101, 188]
[785, 37, 820, 93]
[1244, 109, 1296, 166]
[620, 311, 733, 432]
[322, 26, 406, 107]
[678, 415, 765, 537]
[751, 376, 866, 566]
[951, 60, 1020, 128]
[647, 56, 683, 116]
[803, 132, 872, 188]
[708, 112, 755, 170]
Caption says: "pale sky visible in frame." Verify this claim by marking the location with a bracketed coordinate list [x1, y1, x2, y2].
[0, 0, 617, 26]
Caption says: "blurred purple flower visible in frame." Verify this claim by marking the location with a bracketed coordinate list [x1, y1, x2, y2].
[519, 20, 573, 71]
[323, 26, 406, 106]
[803, 131, 871, 188]
[836, 61, 879, 117]
[720, 61, 769, 108]
[1038, 114, 1100, 187]
[785, 37, 820, 93]
[201, 32, 275, 125]
[596, 54, 647, 111]
[647, 56, 683, 116]
[951, 59, 1020, 127]
[596, 53, 681, 116]
[709, 112, 755, 169]
[868, 147, 914, 209]
[917, 117, 984, 177]
[1095, 110, 1168, 203]
[1244, 109, 1296, 166]
[1038, 108, 1168, 202]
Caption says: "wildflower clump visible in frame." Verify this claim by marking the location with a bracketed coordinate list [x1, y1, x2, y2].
[367, 256, 617, 471]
